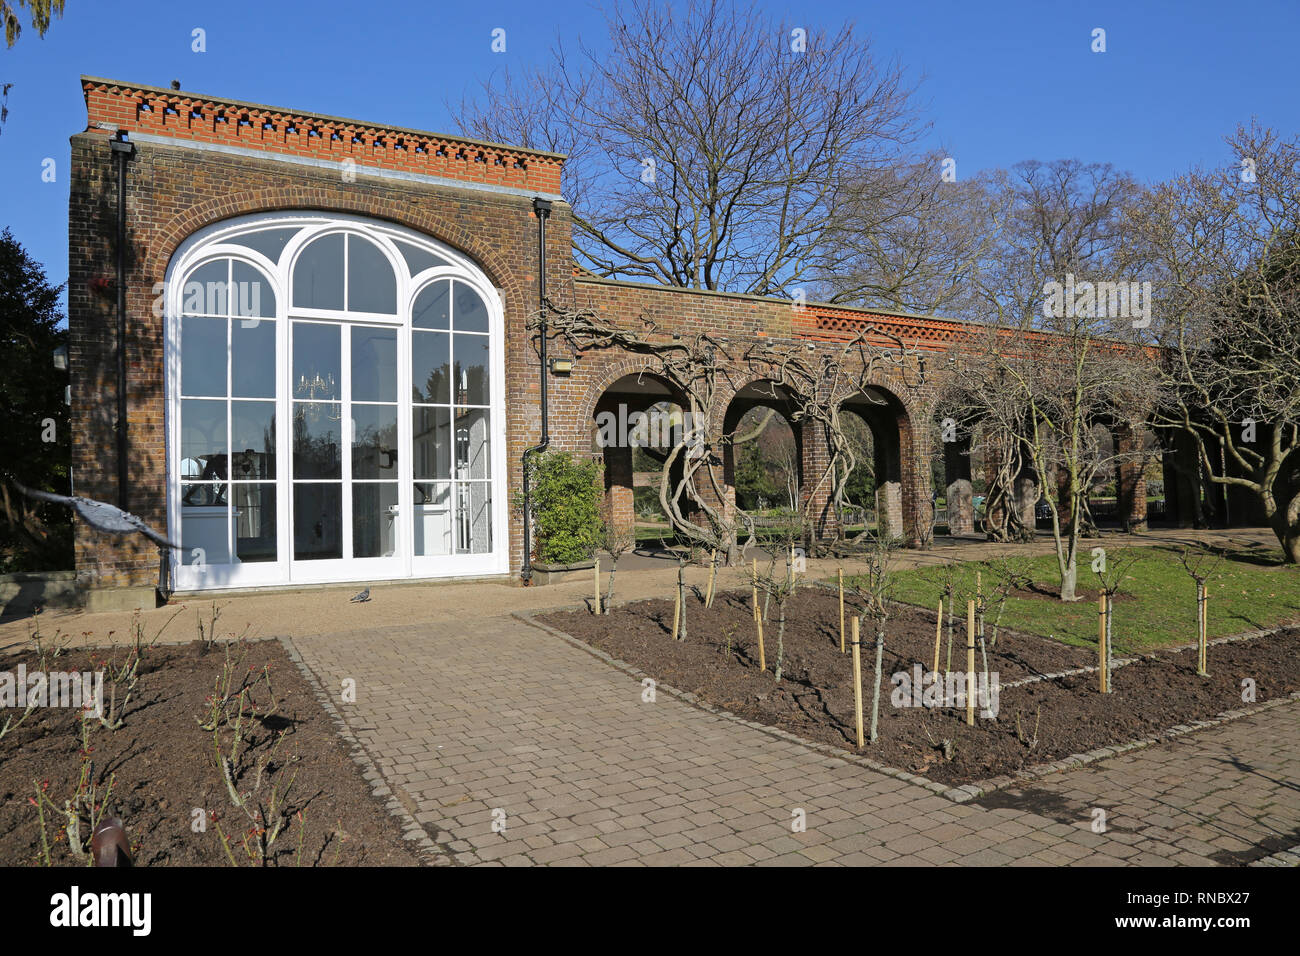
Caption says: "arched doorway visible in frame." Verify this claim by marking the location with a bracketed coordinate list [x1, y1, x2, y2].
[590, 371, 690, 545]
[722, 381, 802, 542]
[841, 386, 909, 541]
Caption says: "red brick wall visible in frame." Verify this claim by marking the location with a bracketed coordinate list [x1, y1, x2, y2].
[68, 126, 574, 588]
[69, 81, 992, 591]
[82, 77, 563, 196]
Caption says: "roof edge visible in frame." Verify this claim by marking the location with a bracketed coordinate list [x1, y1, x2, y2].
[79, 75, 568, 163]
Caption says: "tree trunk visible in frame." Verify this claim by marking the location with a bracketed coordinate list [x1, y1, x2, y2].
[774, 601, 786, 682]
[1268, 490, 1300, 564]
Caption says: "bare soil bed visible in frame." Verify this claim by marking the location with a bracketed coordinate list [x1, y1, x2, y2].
[0, 638, 421, 866]
[541, 587, 1300, 786]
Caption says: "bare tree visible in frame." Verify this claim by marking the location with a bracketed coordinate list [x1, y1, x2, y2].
[454, 0, 924, 296]
[541, 296, 925, 564]
[945, 160, 1158, 601]
[1135, 122, 1300, 562]
[818, 164, 1013, 315]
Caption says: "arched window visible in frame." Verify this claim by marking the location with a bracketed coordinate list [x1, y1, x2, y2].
[165, 213, 504, 590]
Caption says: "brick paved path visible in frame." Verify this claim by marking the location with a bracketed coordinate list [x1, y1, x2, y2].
[290, 612, 1300, 866]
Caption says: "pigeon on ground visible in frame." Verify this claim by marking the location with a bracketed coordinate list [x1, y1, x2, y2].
[349, 587, 371, 603]
[9, 478, 181, 550]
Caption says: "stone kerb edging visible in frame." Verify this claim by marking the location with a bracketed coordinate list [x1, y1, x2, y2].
[277, 635, 453, 866]
[515, 602, 1300, 804]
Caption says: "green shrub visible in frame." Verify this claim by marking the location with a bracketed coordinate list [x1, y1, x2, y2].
[519, 451, 604, 565]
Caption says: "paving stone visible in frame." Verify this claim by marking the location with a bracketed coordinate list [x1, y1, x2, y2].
[289, 608, 1300, 868]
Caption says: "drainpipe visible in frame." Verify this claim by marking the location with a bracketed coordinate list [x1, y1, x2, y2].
[109, 130, 135, 511]
[520, 197, 552, 584]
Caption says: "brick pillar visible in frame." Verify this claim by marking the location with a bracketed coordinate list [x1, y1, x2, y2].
[601, 443, 635, 538]
[1114, 423, 1149, 532]
[946, 480, 973, 536]
[800, 421, 838, 542]
[875, 482, 903, 539]
[944, 434, 974, 536]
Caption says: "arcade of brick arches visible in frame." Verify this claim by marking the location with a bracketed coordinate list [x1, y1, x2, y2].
[68, 78, 1245, 601]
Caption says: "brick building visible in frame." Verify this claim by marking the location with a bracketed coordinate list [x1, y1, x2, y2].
[68, 77, 1190, 607]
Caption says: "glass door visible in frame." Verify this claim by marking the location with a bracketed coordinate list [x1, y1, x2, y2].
[410, 278, 496, 574]
[289, 319, 403, 581]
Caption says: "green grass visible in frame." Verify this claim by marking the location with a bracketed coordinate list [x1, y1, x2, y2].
[860, 545, 1300, 653]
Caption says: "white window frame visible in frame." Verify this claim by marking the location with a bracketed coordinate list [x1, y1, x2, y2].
[165, 211, 509, 591]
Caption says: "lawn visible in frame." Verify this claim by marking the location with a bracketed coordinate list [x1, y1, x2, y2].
[873, 544, 1300, 652]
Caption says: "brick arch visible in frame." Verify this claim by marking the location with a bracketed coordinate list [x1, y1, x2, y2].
[576, 356, 688, 431]
[144, 188, 528, 320]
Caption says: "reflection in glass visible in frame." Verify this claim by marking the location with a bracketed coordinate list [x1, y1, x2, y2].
[292, 403, 341, 479]
[353, 483, 399, 558]
[226, 228, 299, 267]
[351, 405, 398, 479]
[181, 399, 227, 477]
[351, 326, 397, 402]
[293, 483, 342, 560]
[412, 482, 452, 556]
[293, 322, 340, 401]
[395, 241, 448, 277]
[457, 482, 492, 554]
[231, 260, 276, 318]
[412, 407, 452, 479]
[347, 235, 397, 314]
[412, 280, 450, 329]
[454, 408, 491, 479]
[453, 281, 489, 332]
[233, 483, 277, 563]
[231, 318, 275, 398]
[411, 331, 450, 403]
[181, 503, 231, 564]
[231, 401, 276, 480]
[453, 333, 490, 406]
[292, 233, 344, 310]
[181, 316, 226, 396]
[182, 260, 229, 315]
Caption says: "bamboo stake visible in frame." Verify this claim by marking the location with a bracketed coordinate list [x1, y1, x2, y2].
[966, 601, 976, 726]
[851, 616, 864, 749]
[756, 599, 766, 671]
[751, 559, 759, 622]
[594, 557, 602, 614]
[1204, 590, 1210, 673]
[838, 568, 846, 654]
[1098, 593, 1108, 693]
[705, 550, 717, 608]
[672, 583, 681, 642]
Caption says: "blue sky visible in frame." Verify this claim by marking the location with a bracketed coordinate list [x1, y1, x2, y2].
[1, 0, 1296, 305]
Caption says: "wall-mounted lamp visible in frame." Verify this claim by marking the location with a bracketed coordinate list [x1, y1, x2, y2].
[549, 358, 574, 376]
[53, 345, 68, 371]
